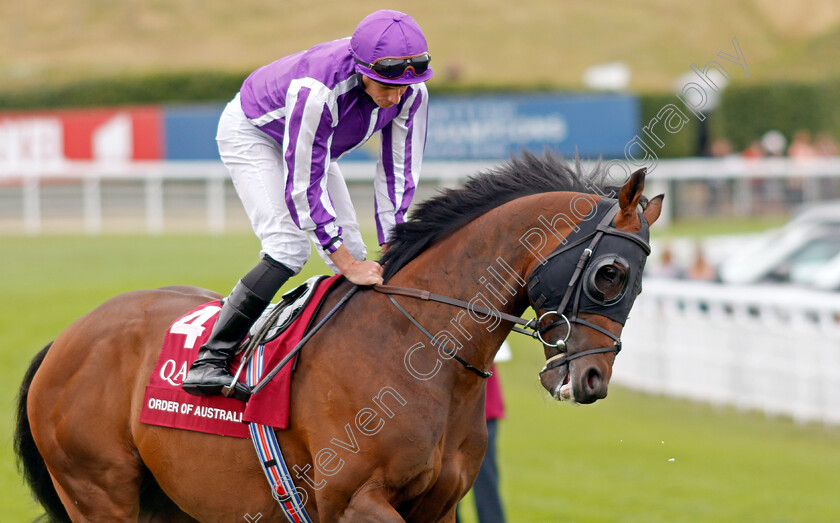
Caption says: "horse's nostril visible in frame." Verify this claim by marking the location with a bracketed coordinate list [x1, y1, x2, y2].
[582, 367, 606, 400]
[585, 367, 602, 390]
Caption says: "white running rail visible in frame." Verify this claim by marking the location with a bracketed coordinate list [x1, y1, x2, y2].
[2, 157, 840, 235]
[616, 278, 840, 426]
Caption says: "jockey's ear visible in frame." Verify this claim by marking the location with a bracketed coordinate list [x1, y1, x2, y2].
[615, 168, 646, 231]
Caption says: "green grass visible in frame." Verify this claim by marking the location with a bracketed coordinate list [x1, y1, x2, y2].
[3, 234, 840, 522]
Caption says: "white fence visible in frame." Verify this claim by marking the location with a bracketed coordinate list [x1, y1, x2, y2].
[616, 278, 840, 426]
[2, 157, 840, 235]
[0, 160, 491, 235]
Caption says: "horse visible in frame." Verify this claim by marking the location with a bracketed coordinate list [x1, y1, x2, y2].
[15, 152, 662, 522]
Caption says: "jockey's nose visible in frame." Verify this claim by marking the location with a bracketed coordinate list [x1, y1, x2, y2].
[389, 86, 407, 105]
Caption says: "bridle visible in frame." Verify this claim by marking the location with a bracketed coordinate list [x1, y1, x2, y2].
[375, 198, 651, 379]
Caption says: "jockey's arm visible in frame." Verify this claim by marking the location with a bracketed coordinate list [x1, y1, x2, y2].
[373, 83, 429, 246]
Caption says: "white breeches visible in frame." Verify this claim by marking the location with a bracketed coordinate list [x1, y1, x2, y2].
[216, 94, 367, 274]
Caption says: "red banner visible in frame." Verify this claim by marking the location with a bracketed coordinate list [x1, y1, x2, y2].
[0, 106, 163, 164]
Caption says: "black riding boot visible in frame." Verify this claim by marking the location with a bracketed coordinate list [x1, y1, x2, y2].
[182, 255, 293, 401]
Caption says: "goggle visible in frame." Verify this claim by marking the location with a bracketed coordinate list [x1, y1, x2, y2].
[354, 52, 431, 80]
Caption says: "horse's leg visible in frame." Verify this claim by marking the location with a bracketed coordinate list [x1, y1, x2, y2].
[40, 426, 196, 523]
[28, 321, 149, 519]
[37, 439, 143, 520]
[43, 438, 198, 523]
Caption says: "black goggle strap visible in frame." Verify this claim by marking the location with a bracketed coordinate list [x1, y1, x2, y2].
[566, 236, 598, 319]
[535, 229, 601, 348]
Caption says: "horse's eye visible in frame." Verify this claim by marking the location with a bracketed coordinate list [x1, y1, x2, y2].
[587, 259, 630, 304]
[601, 265, 619, 282]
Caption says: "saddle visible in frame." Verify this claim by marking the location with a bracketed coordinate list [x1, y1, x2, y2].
[244, 276, 329, 353]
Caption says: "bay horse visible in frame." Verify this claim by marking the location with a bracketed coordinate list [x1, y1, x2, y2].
[16, 152, 662, 522]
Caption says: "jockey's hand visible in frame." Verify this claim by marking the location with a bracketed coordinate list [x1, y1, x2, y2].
[344, 260, 384, 285]
[328, 244, 384, 286]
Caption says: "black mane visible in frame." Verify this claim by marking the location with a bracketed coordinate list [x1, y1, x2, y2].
[380, 151, 616, 281]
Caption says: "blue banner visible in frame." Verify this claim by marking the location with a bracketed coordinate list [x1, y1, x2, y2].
[423, 93, 638, 160]
[163, 104, 224, 160]
[161, 92, 639, 162]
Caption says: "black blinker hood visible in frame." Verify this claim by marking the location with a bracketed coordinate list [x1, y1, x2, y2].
[526, 198, 651, 325]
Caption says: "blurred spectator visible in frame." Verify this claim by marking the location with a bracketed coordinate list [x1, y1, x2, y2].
[742, 140, 764, 159]
[445, 59, 465, 83]
[707, 138, 734, 211]
[814, 132, 839, 157]
[786, 130, 815, 198]
[685, 243, 717, 281]
[648, 243, 683, 278]
[787, 130, 817, 158]
[710, 138, 734, 158]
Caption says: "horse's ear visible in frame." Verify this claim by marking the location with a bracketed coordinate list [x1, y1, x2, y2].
[619, 168, 646, 209]
[644, 194, 665, 226]
[615, 168, 646, 229]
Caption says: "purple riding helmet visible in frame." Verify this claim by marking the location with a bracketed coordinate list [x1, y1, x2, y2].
[350, 10, 434, 86]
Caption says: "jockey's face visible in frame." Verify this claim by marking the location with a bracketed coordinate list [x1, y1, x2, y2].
[362, 75, 408, 109]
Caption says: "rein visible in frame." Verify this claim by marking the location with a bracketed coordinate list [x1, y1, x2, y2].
[372, 284, 539, 336]
[383, 294, 493, 378]
[374, 281, 622, 379]
[247, 285, 360, 396]
[373, 284, 546, 379]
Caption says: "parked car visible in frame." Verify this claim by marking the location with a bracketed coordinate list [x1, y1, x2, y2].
[717, 201, 840, 291]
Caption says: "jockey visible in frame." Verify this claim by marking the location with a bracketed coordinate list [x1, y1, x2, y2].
[182, 10, 433, 400]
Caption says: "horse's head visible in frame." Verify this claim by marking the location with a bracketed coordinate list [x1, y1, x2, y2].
[527, 168, 663, 404]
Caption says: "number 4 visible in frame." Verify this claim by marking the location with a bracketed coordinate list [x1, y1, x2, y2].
[170, 305, 222, 349]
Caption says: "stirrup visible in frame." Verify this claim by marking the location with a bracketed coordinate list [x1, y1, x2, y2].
[222, 381, 252, 401]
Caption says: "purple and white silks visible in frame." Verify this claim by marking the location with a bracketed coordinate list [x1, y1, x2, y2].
[239, 38, 429, 251]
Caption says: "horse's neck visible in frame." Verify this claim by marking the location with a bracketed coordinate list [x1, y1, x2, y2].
[392, 192, 585, 372]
